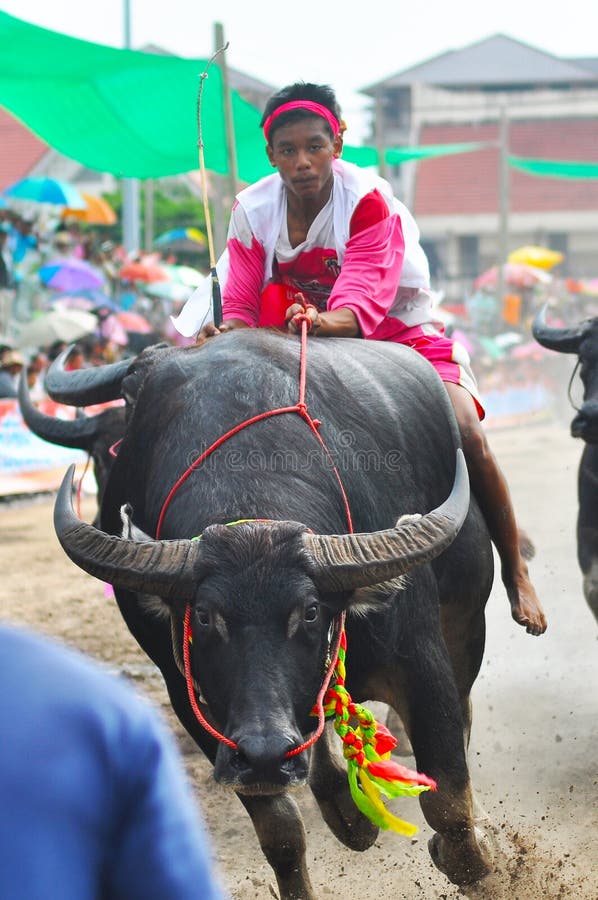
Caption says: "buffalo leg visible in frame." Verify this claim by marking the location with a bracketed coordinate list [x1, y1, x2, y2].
[439, 593, 487, 750]
[240, 793, 315, 900]
[309, 724, 379, 850]
[401, 632, 492, 885]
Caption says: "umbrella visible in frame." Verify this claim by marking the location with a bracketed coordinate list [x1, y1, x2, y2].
[565, 277, 598, 297]
[116, 311, 153, 334]
[154, 227, 206, 254]
[119, 260, 169, 283]
[507, 245, 564, 270]
[39, 258, 104, 293]
[162, 264, 204, 287]
[97, 313, 128, 346]
[62, 193, 117, 225]
[4, 177, 86, 208]
[50, 290, 120, 313]
[474, 263, 552, 291]
[143, 280, 193, 302]
[16, 310, 98, 349]
[51, 296, 97, 313]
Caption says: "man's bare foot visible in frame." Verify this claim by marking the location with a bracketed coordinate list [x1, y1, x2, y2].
[505, 571, 547, 635]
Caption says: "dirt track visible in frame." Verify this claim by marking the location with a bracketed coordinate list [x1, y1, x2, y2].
[1, 420, 597, 899]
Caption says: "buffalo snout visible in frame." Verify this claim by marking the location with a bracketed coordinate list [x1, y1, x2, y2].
[214, 731, 310, 792]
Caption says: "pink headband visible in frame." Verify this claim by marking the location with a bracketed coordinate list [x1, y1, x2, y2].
[262, 101, 340, 142]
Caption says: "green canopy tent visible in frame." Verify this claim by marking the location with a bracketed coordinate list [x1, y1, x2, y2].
[0, 11, 272, 183]
[508, 155, 598, 180]
[4, 13, 597, 187]
[0, 13, 501, 183]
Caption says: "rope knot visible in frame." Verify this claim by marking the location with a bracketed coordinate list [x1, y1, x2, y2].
[292, 312, 314, 332]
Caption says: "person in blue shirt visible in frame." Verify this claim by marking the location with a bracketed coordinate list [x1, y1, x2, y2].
[0, 623, 227, 900]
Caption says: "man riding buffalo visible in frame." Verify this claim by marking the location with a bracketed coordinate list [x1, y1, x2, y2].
[173, 80, 546, 637]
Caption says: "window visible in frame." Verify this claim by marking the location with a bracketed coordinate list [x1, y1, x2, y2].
[459, 235, 479, 279]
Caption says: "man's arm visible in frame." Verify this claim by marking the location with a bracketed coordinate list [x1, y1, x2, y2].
[285, 300, 359, 337]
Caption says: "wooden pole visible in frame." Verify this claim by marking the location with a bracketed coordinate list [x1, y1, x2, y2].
[214, 22, 239, 200]
[121, 0, 141, 253]
[143, 179, 154, 252]
[196, 43, 231, 327]
[375, 91, 387, 180]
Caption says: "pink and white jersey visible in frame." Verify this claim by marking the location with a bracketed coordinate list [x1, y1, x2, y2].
[172, 160, 436, 339]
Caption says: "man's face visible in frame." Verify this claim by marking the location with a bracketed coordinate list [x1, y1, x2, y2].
[266, 116, 342, 202]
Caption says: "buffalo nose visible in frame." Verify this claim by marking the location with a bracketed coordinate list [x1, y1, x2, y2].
[215, 731, 310, 786]
[234, 734, 297, 770]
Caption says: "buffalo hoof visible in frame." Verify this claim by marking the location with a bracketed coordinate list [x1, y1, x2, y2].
[318, 795, 379, 851]
[428, 826, 493, 885]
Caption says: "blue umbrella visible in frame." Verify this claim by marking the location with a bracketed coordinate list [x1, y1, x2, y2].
[154, 227, 206, 253]
[4, 177, 86, 209]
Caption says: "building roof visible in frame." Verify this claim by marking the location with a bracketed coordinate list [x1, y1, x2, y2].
[412, 118, 598, 217]
[0, 108, 48, 192]
[362, 34, 598, 92]
[567, 57, 598, 75]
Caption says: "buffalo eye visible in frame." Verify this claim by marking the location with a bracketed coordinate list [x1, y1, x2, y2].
[304, 602, 319, 624]
[195, 608, 211, 628]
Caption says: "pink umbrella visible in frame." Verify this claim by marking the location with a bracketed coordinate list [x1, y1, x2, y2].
[116, 311, 153, 334]
[450, 328, 475, 355]
[98, 313, 128, 346]
[474, 263, 552, 291]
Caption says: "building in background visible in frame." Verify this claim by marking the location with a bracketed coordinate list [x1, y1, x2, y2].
[361, 34, 598, 298]
[5, 30, 598, 301]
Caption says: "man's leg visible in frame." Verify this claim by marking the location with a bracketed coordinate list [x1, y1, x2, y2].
[444, 382, 547, 636]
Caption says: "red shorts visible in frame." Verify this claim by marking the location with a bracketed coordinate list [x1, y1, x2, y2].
[392, 322, 484, 420]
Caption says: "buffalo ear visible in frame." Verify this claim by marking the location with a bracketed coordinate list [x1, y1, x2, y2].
[117, 504, 174, 617]
[346, 577, 408, 619]
[119, 504, 153, 542]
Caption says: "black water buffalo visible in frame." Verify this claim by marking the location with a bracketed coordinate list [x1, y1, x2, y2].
[17, 367, 126, 520]
[533, 308, 598, 623]
[52, 330, 495, 898]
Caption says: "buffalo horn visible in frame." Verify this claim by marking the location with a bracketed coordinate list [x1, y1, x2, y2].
[18, 371, 99, 450]
[54, 465, 203, 600]
[55, 450, 468, 600]
[531, 304, 590, 354]
[45, 347, 130, 406]
[303, 449, 470, 592]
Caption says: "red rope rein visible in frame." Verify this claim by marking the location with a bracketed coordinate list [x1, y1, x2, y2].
[157, 316, 353, 756]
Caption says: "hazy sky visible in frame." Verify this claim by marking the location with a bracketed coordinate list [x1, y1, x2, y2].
[3, 1, 597, 140]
